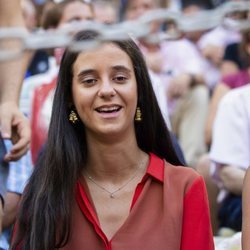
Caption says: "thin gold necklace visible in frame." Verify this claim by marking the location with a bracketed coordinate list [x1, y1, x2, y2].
[85, 159, 145, 198]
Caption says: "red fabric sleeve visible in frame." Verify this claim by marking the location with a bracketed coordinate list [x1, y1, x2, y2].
[180, 176, 215, 250]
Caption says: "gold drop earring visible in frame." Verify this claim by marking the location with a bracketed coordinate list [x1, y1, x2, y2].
[135, 107, 142, 122]
[69, 110, 79, 124]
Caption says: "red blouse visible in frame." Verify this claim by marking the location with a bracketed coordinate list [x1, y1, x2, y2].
[62, 153, 214, 250]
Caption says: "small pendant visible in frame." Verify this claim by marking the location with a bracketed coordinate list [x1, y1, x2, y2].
[110, 193, 115, 198]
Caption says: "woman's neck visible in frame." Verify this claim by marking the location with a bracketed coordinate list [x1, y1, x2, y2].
[84, 135, 147, 182]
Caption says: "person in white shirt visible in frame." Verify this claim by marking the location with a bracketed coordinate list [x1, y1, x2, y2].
[197, 84, 250, 233]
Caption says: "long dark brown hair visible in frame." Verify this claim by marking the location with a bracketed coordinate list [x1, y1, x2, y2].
[12, 30, 182, 249]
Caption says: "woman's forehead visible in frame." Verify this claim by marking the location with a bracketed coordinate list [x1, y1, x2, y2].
[73, 43, 133, 71]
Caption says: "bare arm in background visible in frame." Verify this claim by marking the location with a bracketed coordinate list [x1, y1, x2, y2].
[0, 0, 31, 233]
[0, 0, 31, 161]
[204, 83, 230, 146]
[242, 168, 250, 250]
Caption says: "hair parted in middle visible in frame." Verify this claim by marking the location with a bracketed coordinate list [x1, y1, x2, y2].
[12, 30, 182, 250]
[55, 30, 181, 164]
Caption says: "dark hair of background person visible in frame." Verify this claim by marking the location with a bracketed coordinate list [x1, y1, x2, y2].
[239, 29, 250, 69]
[118, 0, 161, 22]
[12, 30, 183, 250]
[181, 0, 214, 10]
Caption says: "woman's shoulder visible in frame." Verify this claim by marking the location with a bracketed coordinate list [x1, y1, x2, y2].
[163, 159, 203, 193]
[164, 160, 199, 179]
[150, 153, 199, 180]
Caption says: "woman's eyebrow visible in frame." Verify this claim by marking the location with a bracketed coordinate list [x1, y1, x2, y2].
[112, 65, 132, 74]
[77, 69, 96, 79]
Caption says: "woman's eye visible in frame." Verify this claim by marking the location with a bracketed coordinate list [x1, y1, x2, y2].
[114, 76, 127, 82]
[83, 79, 97, 85]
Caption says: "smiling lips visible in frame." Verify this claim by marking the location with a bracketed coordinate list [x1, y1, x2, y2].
[95, 105, 122, 113]
[95, 105, 122, 118]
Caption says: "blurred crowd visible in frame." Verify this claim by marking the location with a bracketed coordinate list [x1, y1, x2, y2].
[1, 0, 250, 249]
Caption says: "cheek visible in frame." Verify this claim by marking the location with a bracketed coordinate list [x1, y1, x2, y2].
[71, 86, 94, 116]
[72, 93, 86, 109]
[72, 84, 83, 107]
[125, 85, 138, 111]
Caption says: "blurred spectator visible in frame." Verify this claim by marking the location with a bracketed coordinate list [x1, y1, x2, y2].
[0, 0, 32, 234]
[0, 141, 32, 250]
[41, 0, 93, 29]
[93, 0, 118, 24]
[123, 0, 210, 167]
[28, 0, 94, 164]
[219, 7, 249, 77]
[21, 0, 50, 77]
[182, 1, 246, 92]
[205, 28, 250, 146]
[197, 84, 250, 233]
[242, 167, 250, 249]
[181, 1, 226, 91]
[120, 0, 173, 130]
[0, 2, 36, 239]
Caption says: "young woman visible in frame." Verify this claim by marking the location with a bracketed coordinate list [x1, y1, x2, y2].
[11, 30, 214, 250]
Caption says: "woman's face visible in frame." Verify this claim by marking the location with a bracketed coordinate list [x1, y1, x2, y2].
[125, 0, 160, 33]
[125, 0, 156, 20]
[71, 43, 138, 139]
[59, 1, 93, 26]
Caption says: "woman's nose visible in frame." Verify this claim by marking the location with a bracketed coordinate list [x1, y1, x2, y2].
[97, 80, 116, 98]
